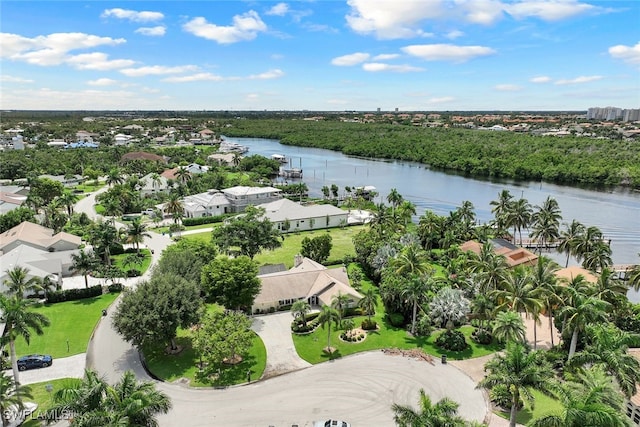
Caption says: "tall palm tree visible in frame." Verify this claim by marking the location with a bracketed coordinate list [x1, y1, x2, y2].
[529, 256, 559, 349]
[590, 267, 628, 305]
[392, 244, 432, 279]
[490, 189, 513, 239]
[391, 388, 466, 427]
[569, 324, 640, 398]
[572, 225, 603, 265]
[492, 311, 526, 344]
[530, 366, 629, 427]
[0, 295, 50, 384]
[478, 342, 556, 427]
[468, 242, 509, 294]
[387, 188, 403, 211]
[175, 167, 191, 187]
[0, 371, 32, 427]
[47, 369, 171, 426]
[331, 292, 351, 324]
[506, 198, 532, 245]
[164, 193, 184, 224]
[317, 305, 340, 353]
[402, 276, 432, 335]
[149, 172, 161, 191]
[56, 189, 79, 216]
[290, 300, 311, 328]
[557, 220, 585, 267]
[88, 219, 119, 266]
[125, 217, 152, 254]
[558, 284, 610, 360]
[396, 200, 417, 228]
[581, 240, 612, 272]
[456, 200, 476, 237]
[105, 168, 124, 187]
[70, 249, 98, 288]
[628, 255, 640, 292]
[2, 267, 43, 298]
[358, 288, 379, 322]
[470, 294, 495, 332]
[530, 196, 562, 253]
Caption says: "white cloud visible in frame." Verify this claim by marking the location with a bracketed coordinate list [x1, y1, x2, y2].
[66, 52, 136, 70]
[445, 30, 464, 39]
[331, 52, 370, 66]
[373, 53, 400, 61]
[101, 8, 164, 23]
[362, 62, 424, 72]
[0, 32, 127, 68]
[505, 1, 595, 21]
[87, 78, 117, 86]
[0, 75, 34, 83]
[402, 44, 496, 62]
[494, 84, 522, 91]
[183, 11, 267, 44]
[530, 75, 552, 83]
[135, 26, 166, 37]
[163, 73, 224, 83]
[427, 96, 455, 104]
[346, 0, 446, 39]
[120, 65, 199, 77]
[327, 99, 350, 105]
[608, 41, 640, 65]
[458, 0, 505, 24]
[266, 3, 289, 16]
[555, 75, 603, 85]
[248, 69, 284, 79]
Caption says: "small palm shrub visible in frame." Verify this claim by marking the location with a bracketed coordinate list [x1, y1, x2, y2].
[489, 384, 523, 410]
[435, 329, 468, 352]
[414, 316, 433, 337]
[471, 327, 492, 345]
[361, 319, 377, 330]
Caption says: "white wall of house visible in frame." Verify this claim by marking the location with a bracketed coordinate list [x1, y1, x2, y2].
[274, 213, 348, 232]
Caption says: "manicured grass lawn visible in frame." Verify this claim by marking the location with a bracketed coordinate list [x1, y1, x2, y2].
[112, 249, 152, 275]
[495, 389, 563, 426]
[21, 377, 76, 427]
[73, 182, 105, 193]
[14, 292, 120, 358]
[142, 329, 266, 387]
[292, 281, 502, 364]
[153, 222, 221, 235]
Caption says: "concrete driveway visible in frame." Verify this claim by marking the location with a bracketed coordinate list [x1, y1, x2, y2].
[4, 353, 86, 386]
[156, 351, 488, 427]
[251, 312, 311, 378]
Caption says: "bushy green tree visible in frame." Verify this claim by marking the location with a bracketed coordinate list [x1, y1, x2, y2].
[193, 310, 253, 370]
[212, 206, 282, 259]
[300, 234, 333, 264]
[200, 256, 260, 310]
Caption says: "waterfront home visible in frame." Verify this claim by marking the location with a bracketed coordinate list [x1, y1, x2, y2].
[257, 198, 347, 233]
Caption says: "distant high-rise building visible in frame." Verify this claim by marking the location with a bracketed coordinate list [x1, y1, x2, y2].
[395, 107, 399, 112]
[377, 107, 381, 113]
[587, 106, 638, 121]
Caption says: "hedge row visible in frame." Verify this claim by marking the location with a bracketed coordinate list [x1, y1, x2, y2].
[181, 215, 226, 226]
[46, 285, 103, 303]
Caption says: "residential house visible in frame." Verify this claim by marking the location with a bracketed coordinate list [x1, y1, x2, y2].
[460, 238, 538, 268]
[222, 186, 282, 212]
[139, 173, 171, 196]
[180, 163, 210, 174]
[253, 255, 363, 313]
[39, 174, 85, 187]
[0, 191, 28, 214]
[181, 189, 231, 218]
[0, 221, 81, 254]
[554, 265, 598, 284]
[208, 153, 237, 166]
[257, 198, 348, 232]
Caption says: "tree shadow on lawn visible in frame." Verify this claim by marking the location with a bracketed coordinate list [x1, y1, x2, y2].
[403, 334, 475, 360]
[198, 353, 259, 387]
[319, 348, 343, 361]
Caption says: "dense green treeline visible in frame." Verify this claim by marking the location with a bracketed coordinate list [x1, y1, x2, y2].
[222, 119, 640, 189]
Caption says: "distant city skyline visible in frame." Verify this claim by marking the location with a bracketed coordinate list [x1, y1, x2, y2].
[1, 1, 639, 111]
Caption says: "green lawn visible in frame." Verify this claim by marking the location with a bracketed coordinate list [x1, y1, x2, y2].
[142, 328, 266, 387]
[14, 292, 120, 358]
[112, 249, 153, 275]
[153, 222, 221, 235]
[73, 182, 105, 193]
[292, 281, 502, 364]
[495, 389, 563, 426]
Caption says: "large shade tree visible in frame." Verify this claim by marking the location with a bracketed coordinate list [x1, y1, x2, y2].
[200, 256, 260, 310]
[212, 206, 282, 259]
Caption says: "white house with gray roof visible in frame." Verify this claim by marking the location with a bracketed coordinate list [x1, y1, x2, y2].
[257, 198, 348, 233]
[222, 186, 282, 212]
[182, 189, 231, 218]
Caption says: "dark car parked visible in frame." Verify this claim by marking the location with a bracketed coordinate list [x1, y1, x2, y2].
[17, 354, 53, 371]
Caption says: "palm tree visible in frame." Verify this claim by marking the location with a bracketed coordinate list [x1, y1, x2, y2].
[506, 198, 532, 245]
[456, 200, 476, 237]
[581, 240, 612, 272]
[572, 225, 603, 265]
[70, 249, 98, 288]
[470, 294, 494, 332]
[149, 172, 161, 191]
[290, 300, 311, 328]
[590, 267, 628, 305]
[396, 200, 417, 228]
[627, 253, 640, 291]
[402, 276, 432, 335]
[175, 167, 191, 187]
[391, 388, 466, 427]
[387, 188, 403, 211]
[2, 267, 43, 298]
[478, 342, 556, 427]
[105, 168, 124, 187]
[56, 189, 79, 216]
[558, 284, 610, 360]
[331, 292, 351, 324]
[0, 371, 32, 427]
[492, 311, 526, 344]
[88, 219, 119, 266]
[569, 324, 640, 398]
[392, 243, 432, 279]
[0, 294, 50, 384]
[490, 189, 513, 238]
[557, 220, 585, 267]
[164, 193, 184, 225]
[317, 305, 340, 353]
[530, 196, 562, 253]
[125, 217, 152, 254]
[358, 288, 378, 322]
[48, 369, 171, 426]
[528, 256, 559, 349]
[530, 366, 629, 427]
[468, 242, 509, 294]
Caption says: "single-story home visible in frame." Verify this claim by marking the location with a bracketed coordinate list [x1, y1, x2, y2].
[460, 238, 538, 268]
[139, 173, 171, 196]
[0, 221, 81, 254]
[0, 191, 27, 214]
[208, 153, 237, 166]
[257, 198, 348, 233]
[253, 255, 363, 314]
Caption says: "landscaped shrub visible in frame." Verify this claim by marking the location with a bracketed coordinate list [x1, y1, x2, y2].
[414, 316, 433, 337]
[435, 329, 468, 352]
[126, 269, 141, 277]
[489, 384, 523, 410]
[361, 318, 377, 330]
[471, 327, 493, 345]
[387, 312, 405, 327]
[46, 285, 103, 303]
[291, 317, 320, 333]
[109, 243, 125, 256]
[344, 307, 363, 317]
[182, 215, 226, 226]
[108, 283, 123, 293]
[268, 307, 276, 313]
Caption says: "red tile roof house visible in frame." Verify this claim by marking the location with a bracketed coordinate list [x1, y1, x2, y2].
[460, 238, 538, 268]
[252, 256, 363, 314]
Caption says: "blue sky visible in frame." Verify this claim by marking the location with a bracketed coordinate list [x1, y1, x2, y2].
[1, 1, 638, 111]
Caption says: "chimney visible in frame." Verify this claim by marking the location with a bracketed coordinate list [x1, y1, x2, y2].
[294, 254, 303, 267]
